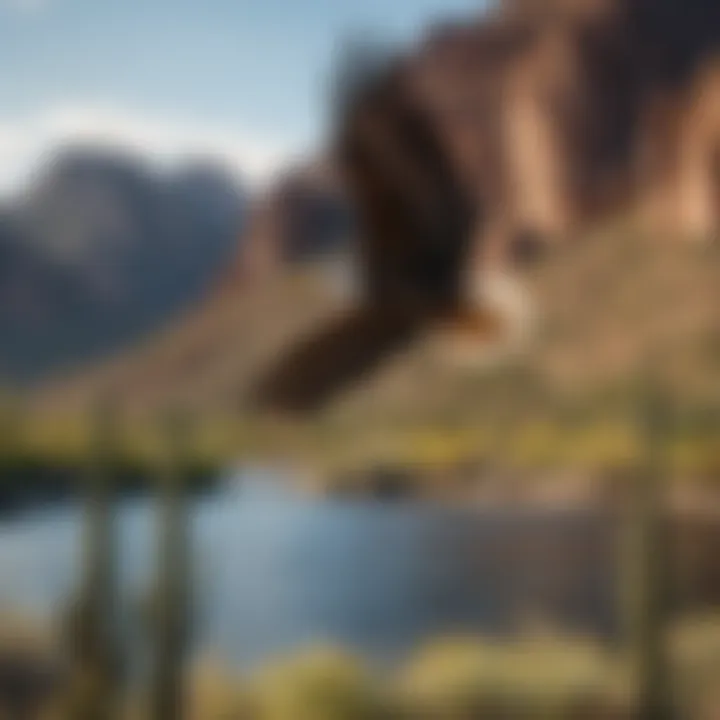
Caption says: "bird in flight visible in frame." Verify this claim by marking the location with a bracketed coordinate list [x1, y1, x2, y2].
[254, 59, 503, 413]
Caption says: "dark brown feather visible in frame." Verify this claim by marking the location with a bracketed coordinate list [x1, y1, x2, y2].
[253, 304, 423, 413]
[254, 60, 477, 413]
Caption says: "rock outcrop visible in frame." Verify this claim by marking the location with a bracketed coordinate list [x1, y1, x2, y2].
[403, 0, 720, 267]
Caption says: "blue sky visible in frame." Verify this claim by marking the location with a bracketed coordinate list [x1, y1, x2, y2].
[0, 0, 487, 191]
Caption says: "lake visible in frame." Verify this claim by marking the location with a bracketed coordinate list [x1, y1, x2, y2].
[0, 468, 689, 670]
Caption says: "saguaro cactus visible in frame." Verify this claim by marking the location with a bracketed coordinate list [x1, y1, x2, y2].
[63, 399, 122, 720]
[0, 391, 25, 493]
[148, 409, 194, 720]
[622, 379, 675, 720]
[0, 391, 22, 453]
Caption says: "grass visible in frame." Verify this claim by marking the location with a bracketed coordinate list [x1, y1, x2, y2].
[2, 393, 720, 504]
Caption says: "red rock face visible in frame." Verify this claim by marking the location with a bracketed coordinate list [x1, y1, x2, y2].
[242, 0, 720, 286]
[398, 0, 720, 266]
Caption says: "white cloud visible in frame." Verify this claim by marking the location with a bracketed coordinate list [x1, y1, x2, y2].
[0, 104, 299, 197]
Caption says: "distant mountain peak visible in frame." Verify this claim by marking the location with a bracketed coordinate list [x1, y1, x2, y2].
[0, 145, 247, 382]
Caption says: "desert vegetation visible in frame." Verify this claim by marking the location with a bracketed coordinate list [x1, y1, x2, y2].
[0, 380, 716, 718]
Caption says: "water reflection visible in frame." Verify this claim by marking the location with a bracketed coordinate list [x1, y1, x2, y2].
[0, 472, 619, 670]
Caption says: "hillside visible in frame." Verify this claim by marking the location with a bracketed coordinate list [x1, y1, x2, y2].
[29, 223, 720, 465]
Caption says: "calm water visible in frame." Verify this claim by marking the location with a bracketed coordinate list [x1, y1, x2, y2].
[0, 469, 618, 670]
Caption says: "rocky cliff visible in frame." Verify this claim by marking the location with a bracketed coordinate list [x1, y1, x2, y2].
[403, 0, 720, 266]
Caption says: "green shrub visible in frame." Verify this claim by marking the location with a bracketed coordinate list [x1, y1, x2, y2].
[399, 636, 624, 719]
[251, 647, 384, 720]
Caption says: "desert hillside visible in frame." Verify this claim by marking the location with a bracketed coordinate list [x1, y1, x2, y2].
[31, 223, 720, 434]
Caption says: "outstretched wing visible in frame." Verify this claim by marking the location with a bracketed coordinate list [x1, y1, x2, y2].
[252, 304, 421, 413]
[253, 62, 477, 413]
[338, 63, 476, 313]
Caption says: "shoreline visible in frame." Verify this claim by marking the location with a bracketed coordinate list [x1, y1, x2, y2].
[1, 458, 720, 519]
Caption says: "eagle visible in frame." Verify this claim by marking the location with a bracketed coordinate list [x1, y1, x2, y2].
[254, 58, 501, 413]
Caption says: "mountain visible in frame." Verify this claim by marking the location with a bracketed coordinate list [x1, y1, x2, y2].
[28, 0, 720, 435]
[340, 0, 720, 273]
[236, 160, 352, 283]
[0, 147, 246, 381]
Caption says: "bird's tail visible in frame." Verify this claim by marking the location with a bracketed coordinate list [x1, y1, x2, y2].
[252, 303, 422, 413]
